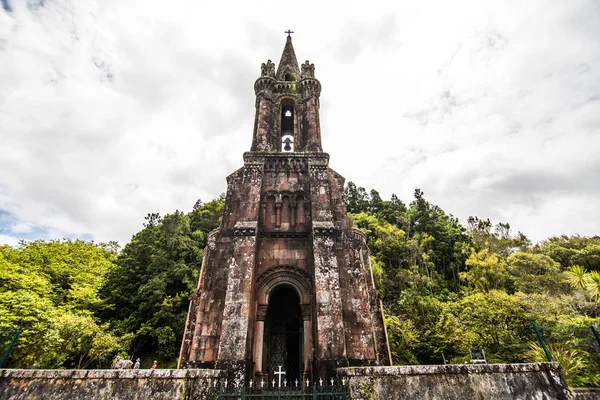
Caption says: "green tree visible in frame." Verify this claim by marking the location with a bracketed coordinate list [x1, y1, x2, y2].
[0, 240, 122, 368]
[506, 252, 567, 295]
[467, 216, 531, 256]
[407, 189, 469, 286]
[344, 182, 369, 213]
[99, 199, 224, 363]
[385, 316, 419, 364]
[460, 249, 507, 293]
[536, 235, 600, 271]
[438, 290, 532, 362]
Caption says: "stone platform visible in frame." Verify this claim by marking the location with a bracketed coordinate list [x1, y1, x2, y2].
[337, 363, 573, 400]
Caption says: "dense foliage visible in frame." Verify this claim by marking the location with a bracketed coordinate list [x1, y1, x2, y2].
[97, 198, 224, 367]
[0, 198, 223, 369]
[1, 187, 598, 386]
[345, 183, 600, 387]
[0, 240, 125, 368]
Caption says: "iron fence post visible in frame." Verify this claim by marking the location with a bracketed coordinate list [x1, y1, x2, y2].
[591, 326, 600, 347]
[0, 326, 22, 369]
[531, 321, 552, 362]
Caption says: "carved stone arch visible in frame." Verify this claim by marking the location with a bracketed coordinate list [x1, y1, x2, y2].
[256, 265, 312, 305]
[275, 94, 297, 104]
[255, 265, 313, 383]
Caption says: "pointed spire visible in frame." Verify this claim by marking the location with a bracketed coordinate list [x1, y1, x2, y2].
[276, 34, 300, 81]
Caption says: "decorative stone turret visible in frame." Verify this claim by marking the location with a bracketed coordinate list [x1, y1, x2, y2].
[179, 34, 391, 384]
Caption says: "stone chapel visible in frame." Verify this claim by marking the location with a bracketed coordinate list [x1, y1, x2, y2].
[178, 34, 391, 383]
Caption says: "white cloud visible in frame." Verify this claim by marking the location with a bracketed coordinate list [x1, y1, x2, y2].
[0, 234, 20, 247]
[0, 0, 598, 246]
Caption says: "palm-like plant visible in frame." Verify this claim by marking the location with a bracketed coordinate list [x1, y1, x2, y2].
[565, 266, 600, 303]
[585, 271, 600, 301]
[525, 342, 587, 386]
[565, 265, 588, 289]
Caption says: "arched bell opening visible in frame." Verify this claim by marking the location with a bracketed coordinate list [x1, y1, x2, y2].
[263, 286, 303, 384]
[281, 99, 295, 152]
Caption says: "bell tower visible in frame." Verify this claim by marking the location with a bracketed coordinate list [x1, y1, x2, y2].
[251, 34, 322, 153]
[179, 33, 391, 383]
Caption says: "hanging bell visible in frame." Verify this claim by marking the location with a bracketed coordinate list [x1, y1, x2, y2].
[283, 137, 293, 151]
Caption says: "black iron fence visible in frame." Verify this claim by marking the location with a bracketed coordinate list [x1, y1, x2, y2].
[208, 379, 349, 400]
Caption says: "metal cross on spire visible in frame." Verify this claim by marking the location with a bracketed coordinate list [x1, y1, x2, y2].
[285, 29, 294, 37]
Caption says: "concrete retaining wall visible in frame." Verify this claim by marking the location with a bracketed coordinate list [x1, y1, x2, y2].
[0, 368, 225, 400]
[337, 363, 573, 400]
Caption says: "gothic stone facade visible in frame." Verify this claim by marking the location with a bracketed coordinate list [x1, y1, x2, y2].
[178, 36, 391, 383]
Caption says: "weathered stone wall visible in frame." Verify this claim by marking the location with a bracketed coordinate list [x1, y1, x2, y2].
[0, 369, 224, 400]
[337, 363, 574, 400]
[573, 388, 600, 400]
[4, 365, 581, 399]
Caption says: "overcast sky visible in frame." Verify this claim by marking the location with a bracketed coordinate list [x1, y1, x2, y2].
[1, 0, 599, 247]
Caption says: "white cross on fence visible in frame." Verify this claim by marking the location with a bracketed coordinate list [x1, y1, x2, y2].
[274, 365, 286, 387]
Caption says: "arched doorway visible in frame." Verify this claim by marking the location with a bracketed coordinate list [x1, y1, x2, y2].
[264, 286, 303, 383]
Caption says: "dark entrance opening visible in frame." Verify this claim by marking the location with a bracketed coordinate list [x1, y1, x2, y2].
[264, 286, 302, 384]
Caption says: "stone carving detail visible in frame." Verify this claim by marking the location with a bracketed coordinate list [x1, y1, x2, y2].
[261, 59, 275, 77]
[257, 304, 268, 321]
[261, 190, 306, 233]
[254, 79, 275, 97]
[301, 60, 315, 78]
[233, 221, 257, 236]
[243, 165, 262, 182]
[264, 157, 308, 172]
[309, 165, 328, 180]
[273, 82, 298, 95]
[313, 221, 335, 235]
[300, 304, 311, 320]
[351, 227, 367, 243]
[256, 265, 313, 303]
[299, 79, 321, 99]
